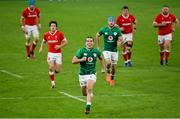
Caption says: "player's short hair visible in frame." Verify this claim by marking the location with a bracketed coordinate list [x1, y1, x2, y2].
[122, 6, 129, 10]
[162, 5, 169, 8]
[49, 21, 58, 27]
[107, 16, 115, 22]
[86, 36, 94, 41]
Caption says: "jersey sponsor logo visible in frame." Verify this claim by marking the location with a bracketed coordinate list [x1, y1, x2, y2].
[28, 13, 37, 18]
[122, 23, 131, 26]
[48, 40, 58, 43]
[108, 36, 113, 41]
[162, 21, 172, 24]
[87, 57, 93, 62]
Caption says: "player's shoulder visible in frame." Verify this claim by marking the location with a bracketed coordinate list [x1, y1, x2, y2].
[56, 30, 64, 37]
[77, 47, 86, 53]
[117, 15, 123, 19]
[129, 14, 135, 18]
[35, 7, 40, 12]
[156, 13, 162, 18]
[169, 13, 176, 18]
[44, 31, 50, 36]
[56, 30, 63, 34]
[23, 7, 29, 12]
[92, 48, 100, 52]
[99, 26, 107, 32]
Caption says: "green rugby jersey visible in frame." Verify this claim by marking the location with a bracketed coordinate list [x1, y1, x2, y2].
[98, 26, 122, 52]
[76, 47, 101, 75]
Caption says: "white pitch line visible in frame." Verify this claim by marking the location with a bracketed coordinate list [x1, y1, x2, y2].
[0, 70, 23, 79]
[59, 91, 86, 103]
[0, 97, 23, 100]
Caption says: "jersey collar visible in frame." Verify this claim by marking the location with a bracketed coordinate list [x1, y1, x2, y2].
[49, 30, 57, 36]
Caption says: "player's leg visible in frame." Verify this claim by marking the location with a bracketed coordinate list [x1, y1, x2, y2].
[102, 51, 111, 82]
[109, 52, 118, 86]
[24, 26, 31, 59]
[47, 53, 56, 88]
[121, 35, 129, 67]
[48, 61, 56, 88]
[158, 35, 165, 65]
[126, 41, 133, 67]
[31, 25, 39, 58]
[164, 40, 171, 65]
[122, 44, 128, 67]
[79, 75, 87, 96]
[55, 53, 62, 73]
[85, 75, 96, 114]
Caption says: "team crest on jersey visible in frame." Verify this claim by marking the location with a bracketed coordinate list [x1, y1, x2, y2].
[114, 32, 117, 36]
[93, 53, 97, 57]
[105, 32, 108, 35]
[108, 36, 113, 41]
[87, 57, 93, 62]
[48, 36, 50, 39]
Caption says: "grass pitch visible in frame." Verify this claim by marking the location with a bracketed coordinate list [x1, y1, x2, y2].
[0, 0, 180, 118]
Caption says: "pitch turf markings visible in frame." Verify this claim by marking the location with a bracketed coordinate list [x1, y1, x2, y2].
[59, 91, 86, 102]
[0, 70, 23, 79]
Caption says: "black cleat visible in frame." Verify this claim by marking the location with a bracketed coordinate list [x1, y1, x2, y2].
[128, 61, 132, 67]
[165, 60, 168, 66]
[30, 51, 35, 59]
[85, 108, 90, 114]
[124, 63, 128, 67]
[160, 60, 164, 65]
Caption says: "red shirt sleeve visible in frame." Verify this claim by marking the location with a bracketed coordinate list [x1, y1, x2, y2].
[132, 15, 136, 23]
[116, 16, 122, 27]
[43, 33, 47, 42]
[154, 14, 161, 23]
[171, 14, 176, 22]
[60, 32, 65, 40]
[36, 8, 40, 17]
[22, 9, 27, 17]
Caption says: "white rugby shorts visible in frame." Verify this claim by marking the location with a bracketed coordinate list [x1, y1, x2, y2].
[47, 52, 62, 64]
[122, 33, 133, 43]
[158, 33, 172, 44]
[79, 74, 96, 87]
[103, 51, 118, 64]
[24, 25, 39, 39]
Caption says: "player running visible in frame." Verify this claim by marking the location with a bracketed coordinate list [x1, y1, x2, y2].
[39, 21, 68, 88]
[153, 5, 179, 65]
[96, 16, 123, 86]
[116, 6, 137, 67]
[72, 36, 105, 114]
[20, 0, 41, 59]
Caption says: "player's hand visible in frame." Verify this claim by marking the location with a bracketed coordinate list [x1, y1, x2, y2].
[101, 68, 105, 73]
[55, 45, 61, 50]
[81, 57, 87, 62]
[39, 48, 43, 53]
[172, 27, 175, 32]
[120, 27, 125, 31]
[21, 26, 26, 33]
[161, 22, 168, 26]
[38, 24, 41, 30]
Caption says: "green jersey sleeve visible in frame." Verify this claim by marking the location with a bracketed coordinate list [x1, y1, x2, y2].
[117, 27, 122, 36]
[96, 48, 101, 58]
[76, 48, 83, 59]
[98, 27, 104, 35]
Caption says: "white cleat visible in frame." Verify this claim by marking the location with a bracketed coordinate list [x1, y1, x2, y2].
[51, 81, 56, 88]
